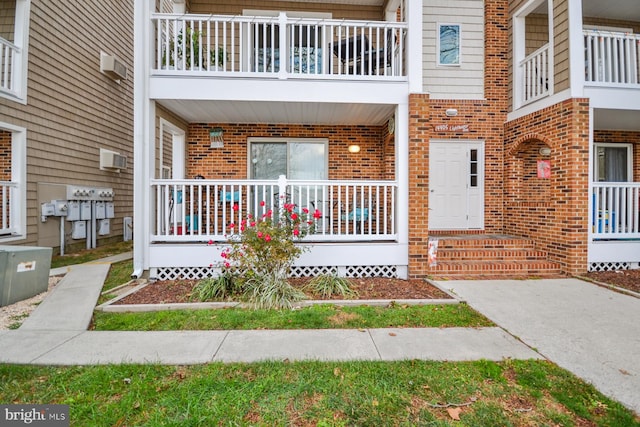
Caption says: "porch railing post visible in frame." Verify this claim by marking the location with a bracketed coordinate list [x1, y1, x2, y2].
[278, 12, 287, 79]
[277, 174, 288, 220]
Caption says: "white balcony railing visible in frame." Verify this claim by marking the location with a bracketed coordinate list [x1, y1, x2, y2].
[152, 177, 397, 242]
[152, 13, 407, 80]
[0, 181, 18, 236]
[520, 43, 550, 106]
[0, 37, 20, 99]
[584, 29, 640, 86]
[591, 183, 640, 239]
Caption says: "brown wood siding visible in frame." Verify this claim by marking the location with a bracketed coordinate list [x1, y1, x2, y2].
[525, 14, 548, 55]
[0, 0, 16, 41]
[156, 105, 188, 179]
[188, 1, 384, 21]
[553, 0, 569, 93]
[583, 17, 640, 33]
[0, 1, 134, 248]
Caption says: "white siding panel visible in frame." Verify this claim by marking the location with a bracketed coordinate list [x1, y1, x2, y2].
[423, 0, 485, 99]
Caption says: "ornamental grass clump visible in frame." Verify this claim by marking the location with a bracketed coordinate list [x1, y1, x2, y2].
[306, 273, 358, 299]
[200, 199, 322, 309]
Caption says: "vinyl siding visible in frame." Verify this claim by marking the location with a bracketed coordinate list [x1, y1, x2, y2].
[0, 1, 134, 248]
[553, 0, 569, 94]
[0, 0, 16, 41]
[188, 1, 383, 21]
[156, 105, 188, 179]
[525, 14, 549, 55]
[423, 0, 485, 99]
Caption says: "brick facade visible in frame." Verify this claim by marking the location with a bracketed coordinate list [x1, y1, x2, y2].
[186, 123, 392, 181]
[407, 0, 510, 278]
[504, 98, 590, 275]
[0, 130, 9, 181]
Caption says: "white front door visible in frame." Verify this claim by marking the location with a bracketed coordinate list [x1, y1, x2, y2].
[429, 140, 484, 230]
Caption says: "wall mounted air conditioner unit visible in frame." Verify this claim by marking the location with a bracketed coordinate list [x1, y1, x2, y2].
[100, 51, 127, 82]
[100, 148, 127, 172]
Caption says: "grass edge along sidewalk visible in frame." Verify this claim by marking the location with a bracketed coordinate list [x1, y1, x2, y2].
[1, 360, 638, 426]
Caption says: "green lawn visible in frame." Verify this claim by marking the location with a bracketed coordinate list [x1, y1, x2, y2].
[50, 241, 132, 269]
[1, 360, 637, 426]
[93, 303, 493, 331]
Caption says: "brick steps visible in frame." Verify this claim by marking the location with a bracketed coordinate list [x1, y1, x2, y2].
[440, 248, 549, 261]
[428, 235, 563, 279]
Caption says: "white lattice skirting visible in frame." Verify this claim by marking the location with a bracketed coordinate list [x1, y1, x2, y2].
[152, 265, 399, 281]
[588, 262, 631, 272]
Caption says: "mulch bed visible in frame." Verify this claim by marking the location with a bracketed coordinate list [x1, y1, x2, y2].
[114, 277, 453, 305]
[584, 269, 640, 294]
[111, 269, 640, 306]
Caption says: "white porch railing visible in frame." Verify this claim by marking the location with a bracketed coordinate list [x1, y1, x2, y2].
[520, 43, 550, 105]
[151, 13, 407, 79]
[0, 37, 20, 99]
[584, 29, 640, 86]
[152, 177, 397, 242]
[0, 181, 18, 236]
[591, 183, 640, 239]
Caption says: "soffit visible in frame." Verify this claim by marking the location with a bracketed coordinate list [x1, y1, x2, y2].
[593, 109, 640, 132]
[533, 1, 640, 21]
[158, 99, 395, 125]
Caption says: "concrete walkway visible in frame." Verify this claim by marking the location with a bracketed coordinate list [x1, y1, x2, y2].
[2, 255, 638, 414]
[446, 278, 640, 415]
[0, 254, 541, 366]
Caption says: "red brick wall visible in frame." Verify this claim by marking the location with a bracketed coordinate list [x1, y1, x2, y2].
[0, 130, 10, 181]
[186, 123, 391, 180]
[407, 0, 510, 278]
[408, 94, 431, 277]
[504, 98, 590, 275]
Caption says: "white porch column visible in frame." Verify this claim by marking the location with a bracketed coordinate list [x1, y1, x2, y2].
[567, 0, 585, 97]
[133, 0, 154, 277]
[396, 102, 409, 279]
[406, 0, 423, 94]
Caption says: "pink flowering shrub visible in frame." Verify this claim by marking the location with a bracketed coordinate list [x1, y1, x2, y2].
[204, 199, 322, 308]
[224, 201, 318, 274]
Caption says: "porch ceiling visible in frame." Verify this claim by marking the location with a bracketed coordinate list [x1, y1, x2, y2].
[533, 1, 640, 21]
[582, 0, 640, 21]
[157, 99, 396, 125]
[287, 0, 384, 4]
[594, 109, 640, 132]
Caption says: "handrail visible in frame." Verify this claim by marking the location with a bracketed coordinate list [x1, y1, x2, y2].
[151, 178, 398, 242]
[0, 36, 21, 98]
[0, 180, 18, 235]
[519, 43, 550, 105]
[584, 29, 640, 85]
[591, 183, 640, 239]
[151, 13, 407, 79]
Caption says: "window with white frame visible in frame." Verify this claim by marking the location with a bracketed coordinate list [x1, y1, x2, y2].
[437, 23, 461, 66]
[0, 0, 30, 102]
[249, 138, 328, 180]
[594, 143, 632, 182]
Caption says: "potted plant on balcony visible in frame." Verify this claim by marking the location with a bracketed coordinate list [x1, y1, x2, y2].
[162, 27, 226, 71]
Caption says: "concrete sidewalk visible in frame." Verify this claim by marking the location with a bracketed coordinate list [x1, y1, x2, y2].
[446, 278, 640, 415]
[0, 254, 542, 366]
[0, 327, 541, 365]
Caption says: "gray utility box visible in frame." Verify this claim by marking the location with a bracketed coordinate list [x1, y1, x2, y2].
[0, 246, 53, 307]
